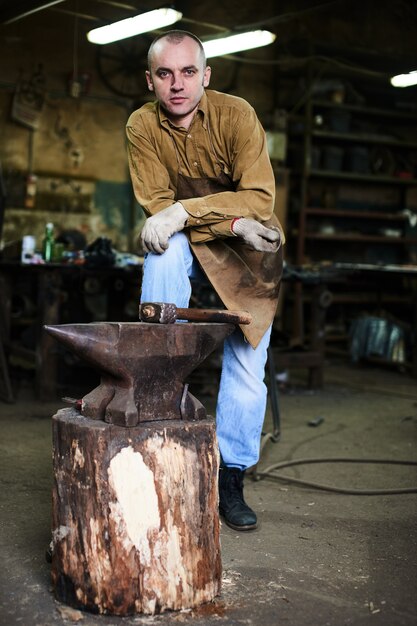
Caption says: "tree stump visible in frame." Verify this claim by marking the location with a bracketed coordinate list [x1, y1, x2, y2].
[51, 407, 221, 615]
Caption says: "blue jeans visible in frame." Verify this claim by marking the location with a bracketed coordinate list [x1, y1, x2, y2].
[140, 232, 271, 470]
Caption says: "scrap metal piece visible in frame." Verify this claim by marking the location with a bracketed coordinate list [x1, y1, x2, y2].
[308, 415, 324, 427]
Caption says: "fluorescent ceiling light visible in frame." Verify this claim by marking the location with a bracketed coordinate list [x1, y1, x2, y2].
[203, 30, 276, 59]
[3, 0, 65, 24]
[390, 70, 417, 88]
[87, 8, 183, 45]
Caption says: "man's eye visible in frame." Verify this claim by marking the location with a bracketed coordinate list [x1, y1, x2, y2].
[184, 69, 195, 76]
[158, 71, 169, 78]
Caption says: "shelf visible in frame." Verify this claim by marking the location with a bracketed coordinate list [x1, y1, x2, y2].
[288, 291, 412, 304]
[309, 169, 417, 184]
[284, 78, 417, 377]
[305, 232, 417, 243]
[6, 206, 91, 214]
[312, 100, 417, 122]
[312, 129, 417, 149]
[330, 293, 411, 304]
[305, 208, 409, 220]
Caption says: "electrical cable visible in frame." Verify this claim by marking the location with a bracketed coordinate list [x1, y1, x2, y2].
[253, 457, 417, 495]
[242, 0, 345, 30]
[215, 53, 389, 79]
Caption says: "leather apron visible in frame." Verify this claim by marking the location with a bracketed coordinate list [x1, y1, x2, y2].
[173, 133, 283, 349]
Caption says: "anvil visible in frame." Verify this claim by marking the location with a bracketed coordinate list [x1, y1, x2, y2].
[44, 321, 234, 427]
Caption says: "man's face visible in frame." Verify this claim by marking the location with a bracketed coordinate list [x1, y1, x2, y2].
[146, 37, 211, 128]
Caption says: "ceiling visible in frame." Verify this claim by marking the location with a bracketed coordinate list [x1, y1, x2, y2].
[0, 0, 416, 70]
[0, 0, 416, 101]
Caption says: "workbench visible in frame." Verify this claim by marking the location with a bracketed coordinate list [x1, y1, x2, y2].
[334, 262, 417, 378]
[0, 261, 142, 401]
[279, 262, 417, 380]
[1, 260, 415, 402]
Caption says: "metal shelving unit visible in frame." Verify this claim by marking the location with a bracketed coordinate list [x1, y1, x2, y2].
[284, 75, 417, 369]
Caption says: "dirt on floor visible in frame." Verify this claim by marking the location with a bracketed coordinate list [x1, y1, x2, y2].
[0, 360, 416, 626]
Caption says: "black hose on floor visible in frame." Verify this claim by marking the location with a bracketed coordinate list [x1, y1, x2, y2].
[253, 457, 417, 495]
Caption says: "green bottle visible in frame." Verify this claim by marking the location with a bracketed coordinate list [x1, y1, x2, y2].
[43, 222, 54, 262]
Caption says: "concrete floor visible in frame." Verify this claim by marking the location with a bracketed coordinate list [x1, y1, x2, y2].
[1, 360, 417, 626]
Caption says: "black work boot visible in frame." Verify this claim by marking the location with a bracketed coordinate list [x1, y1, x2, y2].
[218, 466, 257, 531]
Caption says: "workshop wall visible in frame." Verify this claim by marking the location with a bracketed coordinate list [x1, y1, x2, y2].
[0, 88, 136, 250]
[0, 10, 142, 253]
[1, 0, 416, 255]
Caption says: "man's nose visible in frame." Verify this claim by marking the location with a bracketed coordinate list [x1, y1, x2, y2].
[171, 72, 183, 90]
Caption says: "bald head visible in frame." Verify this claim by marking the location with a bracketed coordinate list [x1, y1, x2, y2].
[147, 30, 207, 71]
[145, 29, 211, 129]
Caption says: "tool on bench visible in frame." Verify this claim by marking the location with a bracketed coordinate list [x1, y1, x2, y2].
[139, 302, 252, 325]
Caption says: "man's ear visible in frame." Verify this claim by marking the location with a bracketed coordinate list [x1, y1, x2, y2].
[145, 70, 154, 91]
[203, 66, 211, 88]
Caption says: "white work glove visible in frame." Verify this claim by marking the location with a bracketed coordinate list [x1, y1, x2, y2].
[232, 218, 281, 252]
[141, 202, 188, 254]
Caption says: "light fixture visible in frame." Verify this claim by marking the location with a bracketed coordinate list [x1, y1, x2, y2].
[202, 30, 276, 59]
[390, 70, 417, 88]
[3, 0, 65, 25]
[87, 8, 183, 45]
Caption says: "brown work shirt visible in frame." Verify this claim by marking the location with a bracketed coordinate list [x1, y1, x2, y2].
[126, 89, 284, 244]
[126, 89, 284, 347]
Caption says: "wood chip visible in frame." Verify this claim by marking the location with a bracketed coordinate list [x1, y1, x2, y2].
[56, 604, 84, 621]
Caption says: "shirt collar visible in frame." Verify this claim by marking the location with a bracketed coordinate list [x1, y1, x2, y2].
[158, 91, 208, 130]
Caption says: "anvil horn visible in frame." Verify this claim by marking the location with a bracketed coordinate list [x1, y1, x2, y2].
[44, 322, 123, 377]
[44, 321, 234, 427]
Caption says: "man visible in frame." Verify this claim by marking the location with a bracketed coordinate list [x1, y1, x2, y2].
[126, 30, 284, 531]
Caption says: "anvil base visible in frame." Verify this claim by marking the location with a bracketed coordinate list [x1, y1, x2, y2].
[51, 407, 221, 616]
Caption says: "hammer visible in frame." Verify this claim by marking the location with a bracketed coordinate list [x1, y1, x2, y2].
[139, 302, 252, 325]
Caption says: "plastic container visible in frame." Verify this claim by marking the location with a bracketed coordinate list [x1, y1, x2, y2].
[310, 146, 321, 169]
[21, 235, 36, 264]
[346, 146, 370, 173]
[328, 108, 351, 133]
[323, 146, 344, 171]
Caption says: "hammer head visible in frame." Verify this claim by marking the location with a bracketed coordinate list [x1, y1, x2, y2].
[139, 302, 177, 324]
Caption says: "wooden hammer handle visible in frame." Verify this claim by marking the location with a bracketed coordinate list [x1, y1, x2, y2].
[139, 302, 252, 325]
[176, 308, 252, 325]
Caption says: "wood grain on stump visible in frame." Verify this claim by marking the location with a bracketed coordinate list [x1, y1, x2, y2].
[51, 407, 221, 615]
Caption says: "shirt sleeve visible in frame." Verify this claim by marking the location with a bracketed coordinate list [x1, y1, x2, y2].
[183, 106, 276, 242]
[126, 122, 177, 215]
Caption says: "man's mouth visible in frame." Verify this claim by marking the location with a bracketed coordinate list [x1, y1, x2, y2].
[170, 97, 186, 104]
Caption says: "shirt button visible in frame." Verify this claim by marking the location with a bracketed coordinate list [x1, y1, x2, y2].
[196, 211, 201, 216]
[187, 134, 192, 138]
[193, 161, 198, 167]
[196, 219, 201, 224]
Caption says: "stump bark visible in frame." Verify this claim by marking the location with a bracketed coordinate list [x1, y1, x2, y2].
[51, 407, 221, 615]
